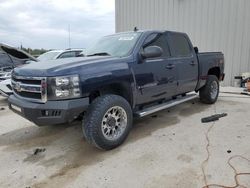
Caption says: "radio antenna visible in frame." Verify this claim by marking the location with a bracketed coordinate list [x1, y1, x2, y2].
[68, 24, 71, 49]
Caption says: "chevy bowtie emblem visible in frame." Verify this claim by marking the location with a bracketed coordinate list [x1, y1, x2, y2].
[15, 82, 22, 92]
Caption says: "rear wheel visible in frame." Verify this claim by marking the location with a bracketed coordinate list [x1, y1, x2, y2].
[199, 75, 219, 104]
[82, 94, 133, 150]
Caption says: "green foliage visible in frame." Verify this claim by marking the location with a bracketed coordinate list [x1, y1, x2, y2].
[21, 47, 49, 57]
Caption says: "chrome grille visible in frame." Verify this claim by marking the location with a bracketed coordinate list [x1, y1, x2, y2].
[11, 75, 47, 103]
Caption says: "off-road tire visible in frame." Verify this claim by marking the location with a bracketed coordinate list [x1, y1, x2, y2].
[199, 75, 219, 104]
[82, 94, 133, 150]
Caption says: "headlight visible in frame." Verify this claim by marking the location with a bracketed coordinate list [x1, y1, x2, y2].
[47, 75, 81, 100]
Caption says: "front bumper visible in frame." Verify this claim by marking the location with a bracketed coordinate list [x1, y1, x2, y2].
[8, 95, 89, 126]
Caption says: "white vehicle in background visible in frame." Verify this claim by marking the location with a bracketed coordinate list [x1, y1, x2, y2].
[0, 71, 11, 82]
[0, 44, 85, 97]
[37, 49, 85, 61]
[0, 79, 12, 97]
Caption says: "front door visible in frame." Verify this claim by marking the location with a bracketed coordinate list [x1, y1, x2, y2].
[134, 33, 178, 105]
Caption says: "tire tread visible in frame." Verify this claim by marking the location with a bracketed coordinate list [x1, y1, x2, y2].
[83, 94, 132, 150]
[199, 75, 219, 104]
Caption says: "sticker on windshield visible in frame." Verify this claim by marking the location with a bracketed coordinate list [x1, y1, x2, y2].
[118, 36, 134, 41]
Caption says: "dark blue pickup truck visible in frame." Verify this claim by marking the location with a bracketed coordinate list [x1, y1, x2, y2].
[8, 30, 225, 150]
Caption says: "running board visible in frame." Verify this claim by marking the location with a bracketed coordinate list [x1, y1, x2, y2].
[135, 93, 198, 118]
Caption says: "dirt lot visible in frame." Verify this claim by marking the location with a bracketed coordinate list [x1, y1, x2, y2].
[0, 90, 249, 188]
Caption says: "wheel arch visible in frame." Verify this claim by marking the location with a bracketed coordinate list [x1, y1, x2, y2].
[89, 82, 134, 107]
[208, 67, 220, 79]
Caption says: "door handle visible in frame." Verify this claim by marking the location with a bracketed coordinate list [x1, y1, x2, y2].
[190, 61, 196, 66]
[166, 64, 175, 69]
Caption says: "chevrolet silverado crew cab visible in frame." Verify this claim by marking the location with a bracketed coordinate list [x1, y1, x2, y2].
[8, 30, 225, 150]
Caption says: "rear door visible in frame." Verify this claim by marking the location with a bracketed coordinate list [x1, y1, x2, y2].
[167, 33, 198, 94]
[134, 33, 178, 104]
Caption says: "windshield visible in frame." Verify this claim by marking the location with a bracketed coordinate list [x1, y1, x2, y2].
[86, 32, 141, 57]
[37, 51, 61, 61]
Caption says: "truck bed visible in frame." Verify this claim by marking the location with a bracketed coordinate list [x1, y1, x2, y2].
[196, 51, 224, 90]
[198, 51, 223, 58]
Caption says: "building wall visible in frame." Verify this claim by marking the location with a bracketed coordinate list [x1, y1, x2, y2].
[115, 0, 250, 86]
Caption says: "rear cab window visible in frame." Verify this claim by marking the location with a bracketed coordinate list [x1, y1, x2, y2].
[167, 33, 192, 57]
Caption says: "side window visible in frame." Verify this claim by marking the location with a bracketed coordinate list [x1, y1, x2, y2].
[75, 51, 82, 57]
[143, 33, 171, 58]
[58, 51, 76, 59]
[168, 34, 192, 57]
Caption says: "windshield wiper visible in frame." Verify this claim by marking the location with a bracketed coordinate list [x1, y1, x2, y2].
[87, 52, 111, 57]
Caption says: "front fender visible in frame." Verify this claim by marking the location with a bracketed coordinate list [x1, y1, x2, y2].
[79, 62, 136, 107]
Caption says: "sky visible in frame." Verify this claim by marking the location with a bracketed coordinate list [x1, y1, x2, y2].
[0, 0, 115, 49]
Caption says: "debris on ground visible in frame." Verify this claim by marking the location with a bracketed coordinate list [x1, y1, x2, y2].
[220, 91, 250, 96]
[201, 113, 228, 123]
[151, 115, 158, 118]
[11, 170, 17, 174]
[0, 107, 5, 111]
[33, 148, 46, 155]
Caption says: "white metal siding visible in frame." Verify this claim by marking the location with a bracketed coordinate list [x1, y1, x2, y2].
[115, 0, 250, 86]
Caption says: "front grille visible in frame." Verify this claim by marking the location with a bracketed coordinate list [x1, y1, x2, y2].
[11, 75, 47, 103]
[12, 77, 41, 85]
[14, 90, 41, 99]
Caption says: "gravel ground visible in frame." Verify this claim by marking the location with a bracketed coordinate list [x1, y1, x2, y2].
[0, 89, 249, 188]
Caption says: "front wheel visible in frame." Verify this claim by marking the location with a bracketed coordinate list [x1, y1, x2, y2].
[82, 94, 133, 150]
[199, 75, 219, 104]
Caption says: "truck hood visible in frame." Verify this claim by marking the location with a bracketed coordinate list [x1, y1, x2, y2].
[0, 43, 38, 62]
[13, 56, 128, 77]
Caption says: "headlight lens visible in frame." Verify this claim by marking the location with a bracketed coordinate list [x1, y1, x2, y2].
[56, 77, 70, 86]
[47, 75, 81, 100]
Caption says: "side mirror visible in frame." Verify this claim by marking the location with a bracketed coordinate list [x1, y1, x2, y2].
[194, 47, 199, 53]
[77, 53, 85, 57]
[141, 46, 163, 59]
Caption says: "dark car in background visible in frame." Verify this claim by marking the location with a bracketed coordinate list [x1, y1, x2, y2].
[0, 48, 35, 96]
[0, 43, 37, 75]
[0, 51, 30, 82]
[0, 51, 27, 72]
